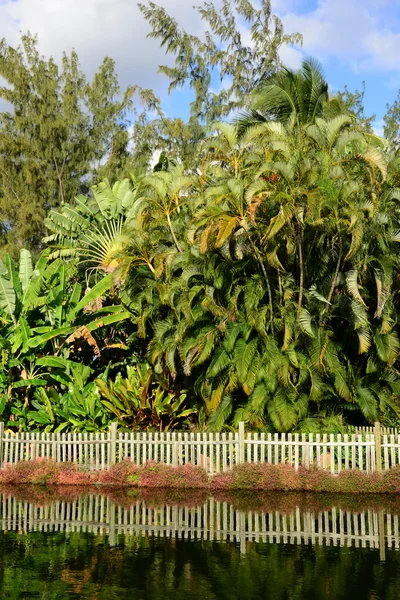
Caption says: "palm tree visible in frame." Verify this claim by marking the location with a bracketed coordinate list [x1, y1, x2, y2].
[133, 164, 196, 253]
[237, 58, 342, 131]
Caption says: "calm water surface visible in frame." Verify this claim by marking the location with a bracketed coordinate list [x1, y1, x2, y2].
[0, 489, 399, 599]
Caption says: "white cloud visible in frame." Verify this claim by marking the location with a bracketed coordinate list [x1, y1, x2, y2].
[282, 0, 374, 63]
[149, 149, 162, 169]
[364, 29, 400, 71]
[372, 118, 385, 137]
[0, 0, 205, 94]
[279, 45, 304, 70]
[2, 0, 400, 121]
[277, 0, 400, 74]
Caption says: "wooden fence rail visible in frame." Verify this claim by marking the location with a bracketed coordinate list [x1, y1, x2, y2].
[0, 494, 397, 558]
[1, 421, 400, 474]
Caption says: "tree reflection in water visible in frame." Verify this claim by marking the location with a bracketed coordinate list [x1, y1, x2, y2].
[0, 488, 399, 599]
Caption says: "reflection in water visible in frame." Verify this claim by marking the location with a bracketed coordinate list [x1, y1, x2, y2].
[0, 490, 400, 599]
[0, 490, 398, 556]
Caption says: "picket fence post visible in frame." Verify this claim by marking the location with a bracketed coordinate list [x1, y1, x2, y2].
[0, 422, 4, 468]
[374, 421, 382, 473]
[108, 497, 116, 546]
[172, 440, 179, 467]
[238, 421, 245, 464]
[110, 422, 117, 466]
[378, 509, 386, 562]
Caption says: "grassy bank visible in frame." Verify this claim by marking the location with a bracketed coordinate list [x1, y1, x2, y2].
[2, 458, 400, 494]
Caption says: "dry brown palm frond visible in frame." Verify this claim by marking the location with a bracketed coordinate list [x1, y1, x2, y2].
[67, 326, 101, 357]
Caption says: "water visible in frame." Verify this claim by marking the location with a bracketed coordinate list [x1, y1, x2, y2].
[0, 487, 399, 599]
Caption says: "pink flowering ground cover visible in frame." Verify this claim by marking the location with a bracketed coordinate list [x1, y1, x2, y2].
[1, 458, 400, 494]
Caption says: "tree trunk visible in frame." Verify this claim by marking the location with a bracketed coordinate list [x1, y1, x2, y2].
[297, 228, 304, 318]
[166, 212, 182, 252]
[326, 236, 342, 305]
[53, 155, 66, 204]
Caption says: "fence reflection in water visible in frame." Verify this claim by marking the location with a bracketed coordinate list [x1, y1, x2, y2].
[0, 493, 398, 560]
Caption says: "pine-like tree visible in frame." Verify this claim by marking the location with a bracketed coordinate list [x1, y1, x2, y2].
[0, 34, 134, 256]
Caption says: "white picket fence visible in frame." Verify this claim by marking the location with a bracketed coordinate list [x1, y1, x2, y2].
[355, 426, 399, 435]
[0, 421, 399, 474]
[0, 493, 397, 558]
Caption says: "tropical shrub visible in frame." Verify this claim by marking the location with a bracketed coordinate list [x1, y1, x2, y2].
[96, 364, 196, 431]
[1, 59, 400, 433]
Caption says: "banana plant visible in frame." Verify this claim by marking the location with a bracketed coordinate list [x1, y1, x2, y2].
[23, 364, 110, 432]
[0, 248, 131, 426]
[43, 178, 139, 278]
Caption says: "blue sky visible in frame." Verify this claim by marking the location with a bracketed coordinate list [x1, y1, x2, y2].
[272, 0, 400, 134]
[0, 0, 400, 135]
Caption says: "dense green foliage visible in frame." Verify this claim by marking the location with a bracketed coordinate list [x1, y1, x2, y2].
[2, 1, 400, 432]
[0, 34, 140, 255]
